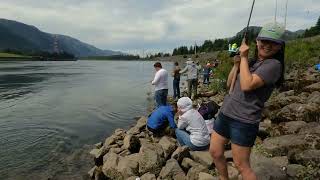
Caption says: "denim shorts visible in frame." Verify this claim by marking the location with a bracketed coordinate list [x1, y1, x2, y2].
[213, 113, 259, 147]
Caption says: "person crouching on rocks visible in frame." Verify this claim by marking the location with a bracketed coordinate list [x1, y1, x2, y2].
[146, 103, 177, 137]
[209, 22, 286, 180]
[175, 97, 210, 151]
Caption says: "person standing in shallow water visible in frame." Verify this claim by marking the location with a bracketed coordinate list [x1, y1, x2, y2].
[172, 62, 181, 100]
[151, 62, 168, 107]
[209, 22, 286, 180]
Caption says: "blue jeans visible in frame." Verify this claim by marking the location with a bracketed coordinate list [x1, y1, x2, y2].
[175, 129, 209, 151]
[154, 89, 168, 107]
[173, 79, 180, 99]
[203, 74, 210, 84]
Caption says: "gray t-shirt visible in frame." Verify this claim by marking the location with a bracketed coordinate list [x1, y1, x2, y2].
[220, 59, 282, 124]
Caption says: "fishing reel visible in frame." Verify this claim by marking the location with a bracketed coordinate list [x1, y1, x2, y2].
[228, 43, 240, 57]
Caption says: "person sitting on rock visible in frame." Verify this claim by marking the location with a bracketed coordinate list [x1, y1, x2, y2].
[175, 97, 210, 151]
[146, 104, 177, 137]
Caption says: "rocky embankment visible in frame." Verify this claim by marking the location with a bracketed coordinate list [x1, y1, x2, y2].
[87, 67, 320, 180]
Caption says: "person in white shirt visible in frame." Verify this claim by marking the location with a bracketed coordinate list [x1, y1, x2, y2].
[175, 97, 210, 151]
[151, 62, 168, 107]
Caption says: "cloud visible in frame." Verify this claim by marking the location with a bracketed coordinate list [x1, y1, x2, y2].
[0, 0, 319, 54]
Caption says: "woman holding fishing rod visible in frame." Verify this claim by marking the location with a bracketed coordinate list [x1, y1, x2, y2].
[209, 21, 286, 180]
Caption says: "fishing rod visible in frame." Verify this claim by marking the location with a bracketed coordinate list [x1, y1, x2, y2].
[229, 0, 256, 94]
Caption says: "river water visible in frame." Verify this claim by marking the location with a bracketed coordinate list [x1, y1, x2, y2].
[0, 60, 175, 180]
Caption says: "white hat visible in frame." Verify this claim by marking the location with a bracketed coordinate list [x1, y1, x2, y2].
[177, 97, 193, 113]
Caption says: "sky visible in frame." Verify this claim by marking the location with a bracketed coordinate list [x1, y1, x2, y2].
[0, 0, 319, 55]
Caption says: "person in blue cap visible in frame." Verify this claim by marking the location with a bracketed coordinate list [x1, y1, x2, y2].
[210, 22, 286, 180]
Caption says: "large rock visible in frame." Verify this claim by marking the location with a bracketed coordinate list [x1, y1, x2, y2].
[274, 103, 320, 123]
[270, 156, 289, 168]
[286, 164, 305, 179]
[171, 146, 190, 163]
[307, 91, 320, 105]
[117, 154, 140, 178]
[158, 159, 186, 180]
[102, 135, 121, 153]
[102, 152, 122, 179]
[304, 82, 320, 92]
[290, 149, 320, 166]
[140, 173, 156, 180]
[281, 121, 307, 134]
[250, 151, 287, 180]
[190, 151, 213, 168]
[138, 141, 165, 175]
[181, 158, 200, 171]
[158, 136, 177, 160]
[123, 134, 141, 153]
[262, 134, 308, 156]
[186, 165, 209, 180]
[227, 164, 239, 180]
[127, 116, 147, 135]
[298, 122, 320, 135]
[198, 172, 218, 180]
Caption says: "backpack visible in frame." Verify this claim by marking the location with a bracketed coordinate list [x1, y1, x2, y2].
[198, 101, 220, 120]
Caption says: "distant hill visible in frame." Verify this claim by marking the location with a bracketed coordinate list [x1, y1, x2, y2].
[0, 19, 122, 57]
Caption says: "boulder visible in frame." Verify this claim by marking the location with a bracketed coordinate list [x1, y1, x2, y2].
[88, 166, 97, 179]
[138, 141, 165, 175]
[307, 91, 320, 105]
[127, 176, 139, 180]
[286, 164, 305, 178]
[158, 136, 177, 160]
[94, 142, 103, 149]
[227, 164, 239, 180]
[274, 103, 320, 123]
[102, 152, 122, 179]
[190, 151, 213, 168]
[140, 173, 156, 180]
[158, 159, 186, 180]
[186, 165, 209, 180]
[171, 146, 190, 163]
[298, 122, 320, 135]
[270, 156, 289, 168]
[281, 121, 307, 134]
[123, 134, 141, 153]
[117, 154, 140, 178]
[290, 149, 320, 166]
[114, 128, 126, 138]
[127, 116, 147, 135]
[90, 148, 104, 166]
[304, 82, 320, 92]
[198, 172, 218, 180]
[250, 151, 287, 180]
[109, 147, 123, 154]
[181, 158, 200, 171]
[262, 134, 308, 156]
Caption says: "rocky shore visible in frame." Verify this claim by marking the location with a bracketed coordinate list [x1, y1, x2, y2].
[87, 67, 320, 180]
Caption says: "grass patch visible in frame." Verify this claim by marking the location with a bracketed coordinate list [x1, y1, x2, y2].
[0, 52, 30, 58]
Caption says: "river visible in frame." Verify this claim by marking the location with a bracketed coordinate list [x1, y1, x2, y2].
[0, 60, 175, 179]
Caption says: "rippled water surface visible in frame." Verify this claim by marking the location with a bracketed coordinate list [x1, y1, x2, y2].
[0, 60, 174, 179]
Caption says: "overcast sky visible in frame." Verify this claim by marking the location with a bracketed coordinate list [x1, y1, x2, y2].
[1, 0, 319, 54]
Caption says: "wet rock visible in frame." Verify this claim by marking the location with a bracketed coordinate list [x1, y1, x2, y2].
[250, 151, 287, 180]
[123, 135, 141, 153]
[198, 172, 218, 180]
[158, 136, 177, 160]
[186, 165, 209, 180]
[281, 121, 307, 134]
[171, 146, 190, 163]
[190, 151, 213, 168]
[274, 103, 320, 123]
[158, 159, 186, 180]
[286, 164, 305, 178]
[140, 173, 156, 180]
[270, 156, 289, 168]
[304, 82, 320, 92]
[138, 141, 165, 175]
[290, 149, 320, 166]
[262, 134, 308, 156]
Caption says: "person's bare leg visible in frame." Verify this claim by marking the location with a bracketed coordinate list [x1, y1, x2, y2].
[209, 131, 229, 180]
[231, 143, 257, 180]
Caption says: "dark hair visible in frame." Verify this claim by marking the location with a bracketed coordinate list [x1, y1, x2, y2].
[174, 62, 179, 66]
[154, 62, 162, 68]
[252, 43, 285, 88]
